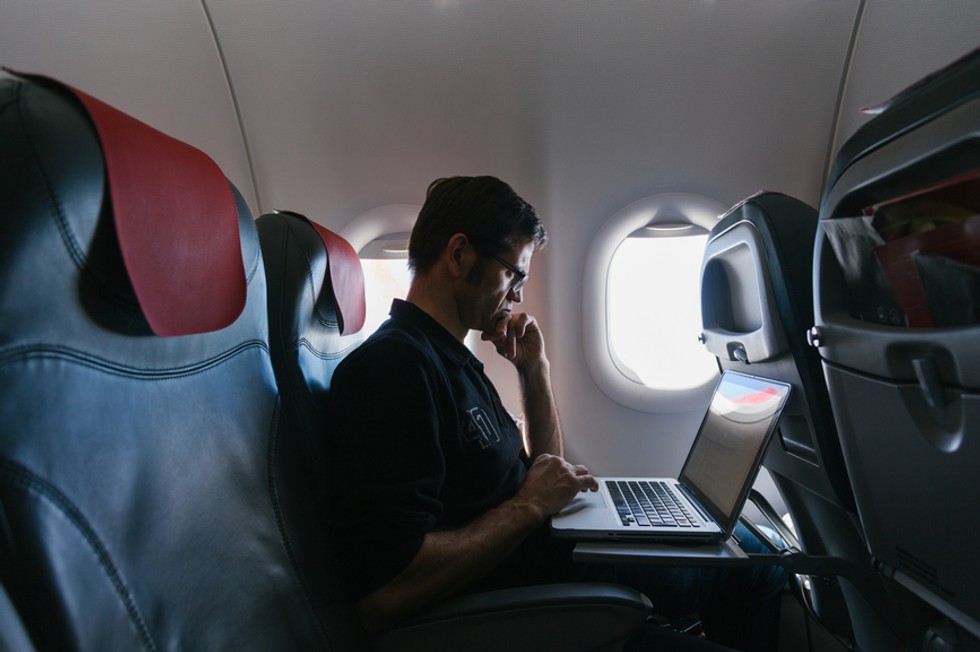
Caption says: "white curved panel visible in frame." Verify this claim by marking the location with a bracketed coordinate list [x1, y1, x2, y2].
[0, 0, 256, 211]
[832, 0, 980, 160]
[339, 204, 421, 253]
[1, 0, 872, 477]
[205, 0, 861, 473]
[207, 0, 859, 225]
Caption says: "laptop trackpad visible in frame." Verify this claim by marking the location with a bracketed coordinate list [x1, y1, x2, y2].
[558, 490, 607, 515]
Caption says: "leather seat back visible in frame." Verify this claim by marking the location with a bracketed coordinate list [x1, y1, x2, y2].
[700, 191, 866, 643]
[0, 74, 338, 650]
[256, 209, 370, 648]
[257, 210, 366, 450]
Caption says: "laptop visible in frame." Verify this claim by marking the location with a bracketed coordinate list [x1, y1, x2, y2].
[551, 370, 791, 543]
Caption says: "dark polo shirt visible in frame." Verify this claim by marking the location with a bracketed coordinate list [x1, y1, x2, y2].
[326, 299, 557, 600]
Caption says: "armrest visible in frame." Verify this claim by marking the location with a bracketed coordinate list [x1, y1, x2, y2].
[371, 583, 652, 652]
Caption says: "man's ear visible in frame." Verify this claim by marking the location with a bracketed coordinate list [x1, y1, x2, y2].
[444, 233, 471, 279]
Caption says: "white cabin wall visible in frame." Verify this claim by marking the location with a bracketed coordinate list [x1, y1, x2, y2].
[4, 0, 976, 483]
[206, 0, 553, 223]
[207, 0, 863, 477]
[830, 0, 980, 167]
[511, 1, 861, 474]
[0, 0, 257, 212]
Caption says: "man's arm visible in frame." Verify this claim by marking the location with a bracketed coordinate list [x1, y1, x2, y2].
[356, 453, 595, 634]
[482, 312, 563, 459]
[517, 356, 563, 458]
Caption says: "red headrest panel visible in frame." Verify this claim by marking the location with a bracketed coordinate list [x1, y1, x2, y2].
[285, 212, 366, 336]
[13, 71, 246, 337]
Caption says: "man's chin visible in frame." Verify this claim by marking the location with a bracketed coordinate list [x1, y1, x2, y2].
[480, 311, 511, 335]
[493, 309, 512, 323]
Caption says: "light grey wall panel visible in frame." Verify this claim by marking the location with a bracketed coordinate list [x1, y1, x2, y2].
[207, 0, 553, 223]
[831, 0, 980, 169]
[516, 0, 859, 474]
[208, 0, 860, 475]
[0, 0, 256, 211]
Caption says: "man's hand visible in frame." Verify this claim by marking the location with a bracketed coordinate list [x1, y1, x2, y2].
[513, 453, 598, 519]
[481, 312, 545, 371]
[355, 453, 596, 634]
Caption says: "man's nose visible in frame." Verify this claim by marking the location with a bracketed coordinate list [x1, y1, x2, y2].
[508, 286, 523, 302]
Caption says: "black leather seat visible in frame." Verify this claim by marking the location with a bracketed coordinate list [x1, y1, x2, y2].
[813, 47, 980, 648]
[0, 73, 357, 650]
[699, 191, 869, 646]
[256, 210, 653, 652]
[0, 582, 35, 652]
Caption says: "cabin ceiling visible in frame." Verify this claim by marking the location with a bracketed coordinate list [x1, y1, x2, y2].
[2, 0, 977, 231]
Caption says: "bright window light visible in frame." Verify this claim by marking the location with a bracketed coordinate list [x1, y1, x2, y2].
[341, 206, 419, 339]
[607, 234, 717, 390]
[360, 258, 411, 337]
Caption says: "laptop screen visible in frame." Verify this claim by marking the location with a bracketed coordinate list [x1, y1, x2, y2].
[679, 371, 791, 533]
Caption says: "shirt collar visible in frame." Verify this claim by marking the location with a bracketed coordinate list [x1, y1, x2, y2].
[389, 299, 479, 369]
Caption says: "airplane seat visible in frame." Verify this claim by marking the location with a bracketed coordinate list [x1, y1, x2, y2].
[813, 46, 980, 649]
[256, 209, 367, 460]
[0, 581, 36, 652]
[0, 73, 360, 650]
[254, 209, 372, 647]
[255, 210, 653, 652]
[699, 191, 870, 645]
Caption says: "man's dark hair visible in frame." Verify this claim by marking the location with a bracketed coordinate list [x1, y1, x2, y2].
[408, 176, 547, 273]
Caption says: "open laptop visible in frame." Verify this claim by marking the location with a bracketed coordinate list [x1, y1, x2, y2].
[551, 370, 791, 543]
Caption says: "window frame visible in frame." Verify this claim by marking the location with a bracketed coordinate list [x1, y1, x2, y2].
[339, 204, 420, 335]
[582, 192, 726, 413]
[339, 204, 421, 255]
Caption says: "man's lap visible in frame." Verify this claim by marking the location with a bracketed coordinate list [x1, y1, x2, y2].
[568, 523, 787, 651]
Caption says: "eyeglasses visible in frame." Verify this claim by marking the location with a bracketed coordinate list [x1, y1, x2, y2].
[487, 252, 527, 292]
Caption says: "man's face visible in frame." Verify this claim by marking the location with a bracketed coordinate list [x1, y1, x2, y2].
[463, 240, 534, 334]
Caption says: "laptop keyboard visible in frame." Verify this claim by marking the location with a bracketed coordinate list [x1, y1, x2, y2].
[606, 480, 699, 527]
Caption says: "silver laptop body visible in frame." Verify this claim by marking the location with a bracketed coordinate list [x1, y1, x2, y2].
[551, 371, 791, 543]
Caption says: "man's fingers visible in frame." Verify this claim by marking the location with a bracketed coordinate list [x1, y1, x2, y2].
[576, 469, 599, 492]
[568, 462, 598, 492]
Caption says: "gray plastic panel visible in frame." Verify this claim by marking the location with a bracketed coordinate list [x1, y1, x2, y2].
[823, 364, 980, 636]
[815, 98, 980, 391]
[701, 221, 785, 364]
[816, 71, 980, 638]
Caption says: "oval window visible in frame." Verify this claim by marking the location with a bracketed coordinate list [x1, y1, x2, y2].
[340, 205, 419, 337]
[583, 193, 726, 413]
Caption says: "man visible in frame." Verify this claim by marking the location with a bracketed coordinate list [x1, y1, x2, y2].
[326, 176, 783, 648]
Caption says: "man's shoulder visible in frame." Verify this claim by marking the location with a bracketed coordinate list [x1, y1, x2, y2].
[340, 323, 441, 373]
[329, 323, 451, 412]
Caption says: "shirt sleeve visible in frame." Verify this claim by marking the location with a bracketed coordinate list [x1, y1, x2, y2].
[324, 337, 448, 600]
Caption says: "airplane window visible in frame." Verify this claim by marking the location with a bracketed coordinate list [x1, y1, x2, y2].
[357, 234, 485, 355]
[359, 234, 412, 337]
[583, 193, 726, 413]
[608, 229, 716, 390]
[339, 204, 420, 338]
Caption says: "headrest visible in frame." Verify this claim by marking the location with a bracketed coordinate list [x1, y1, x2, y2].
[278, 211, 366, 336]
[7, 70, 246, 337]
